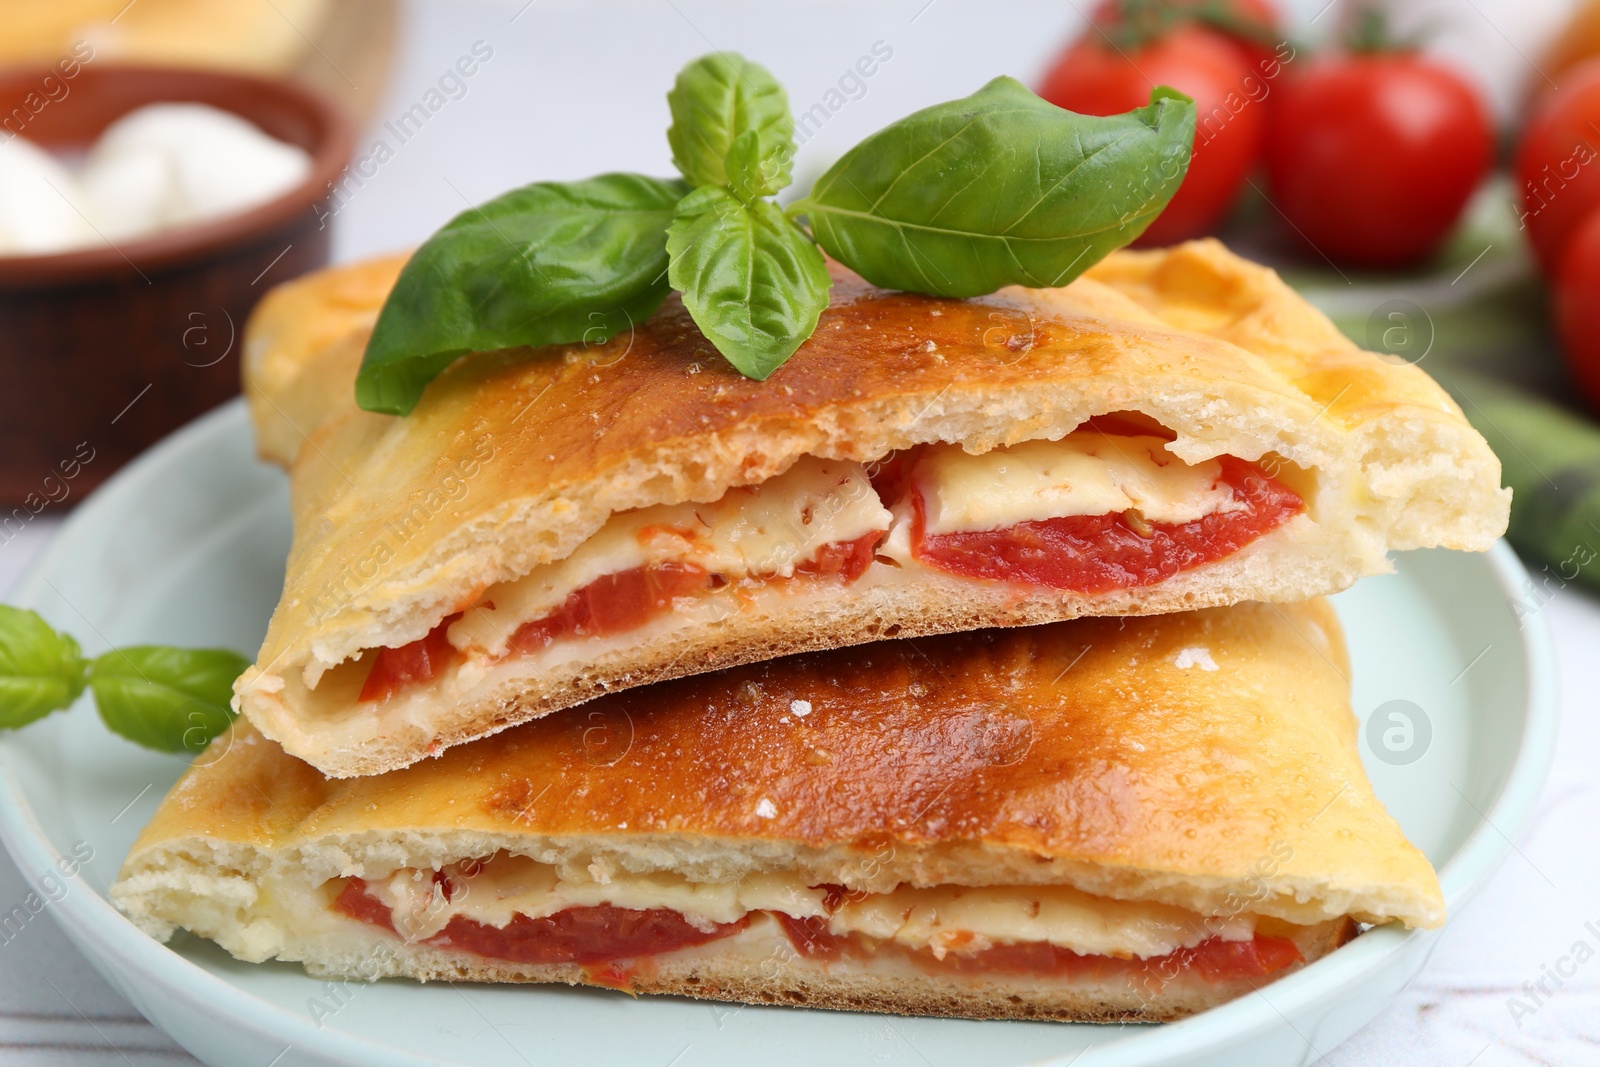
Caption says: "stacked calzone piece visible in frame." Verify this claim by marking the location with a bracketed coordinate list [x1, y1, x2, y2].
[115, 238, 1506, 1023]
[234, 240, 1503, 777]
[115, 603, 1442, 1020]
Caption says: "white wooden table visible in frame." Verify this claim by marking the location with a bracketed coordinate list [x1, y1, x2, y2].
[3, 1, 1595, 1062]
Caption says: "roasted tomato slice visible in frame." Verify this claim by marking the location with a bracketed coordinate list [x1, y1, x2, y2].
[508, 562, 714, 655]
[796, 532, 882, 581]
[334, 878, 747, 965]
[911, 455, 1302, 593]
[1181, 933, 1303, 981]
[358, 613, 462, 703]
[773, 913, 1303, 982]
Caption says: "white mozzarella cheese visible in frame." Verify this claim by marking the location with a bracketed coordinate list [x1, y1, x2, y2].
[830, 883, 1251, 960]
[367, 858, 827, 941]
[358, 856, 1251, 960]
[449, 456, 890, 657]
[917, 434, 1242, 535]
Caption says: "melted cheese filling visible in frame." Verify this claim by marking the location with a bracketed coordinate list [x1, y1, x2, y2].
[432, 430, 1255, 665]
[358, 856, 1254, 961]
[917, 434, 1242, 535]
[449, 455, 892, 658]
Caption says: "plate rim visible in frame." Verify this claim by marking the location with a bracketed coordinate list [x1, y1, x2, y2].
[0, 400, 1560, 1067]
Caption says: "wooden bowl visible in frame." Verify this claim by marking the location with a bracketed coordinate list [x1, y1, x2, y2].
[0, 65, 353, 509]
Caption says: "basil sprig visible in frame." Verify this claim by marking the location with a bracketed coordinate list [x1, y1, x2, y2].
[666, 53, 794, 192]
[0, 607, 87, 728]
[789, 78, 1196, 298]
[355, 55, 1196, 413]
[356, 174, 688, 415]
[0, 605, 246, 754]
[667, 187, 830, 379]
[664, 55, 828, 379]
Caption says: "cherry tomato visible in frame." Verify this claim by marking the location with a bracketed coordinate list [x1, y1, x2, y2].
[1039, 24, 1268, 244]
[1264, 53, 1492, 269]
[1515, 59, 1600, 274]
[1089, 0, 1283, 72]
[1555, 208, 1600, 410]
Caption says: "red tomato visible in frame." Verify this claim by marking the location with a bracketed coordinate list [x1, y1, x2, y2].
[334, 879, 748, 965]
[360, 531, 885, 703]
[1264, 53, 1492, 269]
[795, 531, 881, 580]
[358, 612, 461, 703]
[1555, 208, 1600, 409]
[1183, 933, 1304, 981]
[1516, 59, 1600, 274]
[1038, 24, 1269, 244]
[909, 455, 1303, 593]
[430, 904, 747, 965]
[774, 912, 1304, 981]
[507, 562, 713, 654]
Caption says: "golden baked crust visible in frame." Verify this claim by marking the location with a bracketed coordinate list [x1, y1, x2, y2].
[114, 601, 1436, 1019]
[242, 252, 406, 467]
[236, 239, 1508, 776]
[1082, 242, 1496, 554]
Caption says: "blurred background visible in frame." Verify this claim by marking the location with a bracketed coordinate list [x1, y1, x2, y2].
[1, 1, 1598, 1064]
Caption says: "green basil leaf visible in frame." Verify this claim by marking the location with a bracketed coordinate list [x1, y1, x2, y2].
[666, 185, 830, 380]
[355, 173, 689, 416]
[793, 79, 1196, 298]
[667, 53, 793, 190]
[725, 128, 793, 202]
[0, 606, 87, 729]
[88, 647, 249, 754]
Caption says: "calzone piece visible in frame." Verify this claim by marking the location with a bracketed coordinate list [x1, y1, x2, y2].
[238, 239, 1508, 775]
[115, 600, 1444, 1022]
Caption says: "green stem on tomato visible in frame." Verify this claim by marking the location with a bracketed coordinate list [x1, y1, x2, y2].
[1343, 3, 1433, 53]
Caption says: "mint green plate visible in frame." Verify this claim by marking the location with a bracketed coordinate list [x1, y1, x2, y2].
[0, 402, 1557, 1067]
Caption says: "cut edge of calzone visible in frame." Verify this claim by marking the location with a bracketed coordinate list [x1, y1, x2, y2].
[236, 239, 1508, 776]
[117, 601, 1444, 1023]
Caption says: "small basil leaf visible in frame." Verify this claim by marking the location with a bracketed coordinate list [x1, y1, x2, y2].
[794, 78, 1196, 298]
[725, 128, 793, 202]
[88, 647, 249, 754]
[0, 606, 87, 729]
[666, 185, 830, 380]
[667, 53, 793, 189]
[356, 173, 689, 416]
